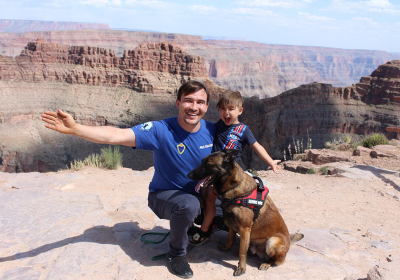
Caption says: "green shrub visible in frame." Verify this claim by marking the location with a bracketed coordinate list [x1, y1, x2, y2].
[320, 166, 328, 175]
[70, 153, 101, 170]
[325, 141, 332, 148]
[69, 146, 123, 170]
[101, 146, 123, 170]
[361, 134, 389, 148]
[307, 168, 316, 174]
[343, 135, 352, 143]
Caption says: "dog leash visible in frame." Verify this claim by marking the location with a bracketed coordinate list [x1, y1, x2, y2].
[140, 231, 170, 260]
[140, 223, 227, 261]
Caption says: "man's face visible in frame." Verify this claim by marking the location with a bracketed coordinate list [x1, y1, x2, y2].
[176, 89, 209, 131]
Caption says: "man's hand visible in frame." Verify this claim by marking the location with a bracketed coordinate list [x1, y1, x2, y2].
[41, 109, 77, 135]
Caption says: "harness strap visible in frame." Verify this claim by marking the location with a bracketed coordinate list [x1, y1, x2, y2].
[221, 176, 269, 221]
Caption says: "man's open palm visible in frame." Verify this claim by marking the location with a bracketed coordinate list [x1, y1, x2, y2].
[41, 109, 76, 134]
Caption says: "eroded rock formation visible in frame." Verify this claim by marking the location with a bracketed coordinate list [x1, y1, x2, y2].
[1, 29, 399, 98]
[0, 39, 222, 173]
[240, 60, 400, 170]
[0, 39, 207, 93]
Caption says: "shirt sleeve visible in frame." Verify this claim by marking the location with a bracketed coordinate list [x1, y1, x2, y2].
[131, 121, 164, 151]
[244, 127, 257, 146]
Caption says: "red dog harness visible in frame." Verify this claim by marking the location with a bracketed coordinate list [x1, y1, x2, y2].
[221, 176, 269, 220]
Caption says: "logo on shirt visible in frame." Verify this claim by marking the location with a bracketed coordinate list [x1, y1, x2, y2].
[199, 144, 213, 149]
[136, 122, 153, 132]
[228, 133, 239, 140]
[177, 143, 185, 154]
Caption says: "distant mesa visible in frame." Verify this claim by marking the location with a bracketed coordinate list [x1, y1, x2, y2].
[1, 27, 399, 98]
[0, 39, 208, 93]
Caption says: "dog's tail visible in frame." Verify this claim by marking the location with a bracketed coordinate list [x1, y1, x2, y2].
[289, 233, 304, 246]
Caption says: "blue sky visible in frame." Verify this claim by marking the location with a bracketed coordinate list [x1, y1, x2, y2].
[0, 0, 398, 53]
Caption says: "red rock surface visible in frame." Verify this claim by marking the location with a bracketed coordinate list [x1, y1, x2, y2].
[0, 39, 221, 173]
[240, 60, 400, 170]
[1, 29, 399, 98]
[0, 39, 207, 93]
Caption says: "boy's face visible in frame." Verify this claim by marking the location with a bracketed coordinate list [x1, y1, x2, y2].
[218, 104, 243, 126]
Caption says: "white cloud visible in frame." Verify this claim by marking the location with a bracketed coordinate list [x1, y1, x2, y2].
[80, 0, 119, 7]
[234, 0, 312, 9]
[188, 5, 217, 15]
[324, 0, 400, 15]
[232, 7, 274, 16]
[365, 0, 393, 8]
[124, 0, 163, 6]
[298, 12, 334, 21]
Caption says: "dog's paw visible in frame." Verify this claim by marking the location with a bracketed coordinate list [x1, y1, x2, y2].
[259, 263, 271, 271]
[233, 266, 246, 276]
[218, 244, 231, 251]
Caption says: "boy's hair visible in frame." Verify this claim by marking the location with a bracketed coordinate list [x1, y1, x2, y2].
[216, 90, 244, 109]
[177, 81, 210, 104]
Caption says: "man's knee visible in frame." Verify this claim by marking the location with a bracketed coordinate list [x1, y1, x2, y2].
[176, 196, 201, 220]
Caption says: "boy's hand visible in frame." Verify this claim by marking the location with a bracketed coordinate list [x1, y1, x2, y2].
[270, 160, 281, 174]
[41, 109, 77, 135]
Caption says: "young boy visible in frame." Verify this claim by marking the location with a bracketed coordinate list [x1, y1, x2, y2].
[190, 90, 281, 245]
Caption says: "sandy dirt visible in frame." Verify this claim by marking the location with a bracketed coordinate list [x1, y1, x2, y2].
[1, 149, 400, 279]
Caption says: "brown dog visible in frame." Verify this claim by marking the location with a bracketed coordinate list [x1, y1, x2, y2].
[188, 149, 303, 276]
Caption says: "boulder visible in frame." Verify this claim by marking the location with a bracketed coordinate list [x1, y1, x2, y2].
[307, 149, 351, 165]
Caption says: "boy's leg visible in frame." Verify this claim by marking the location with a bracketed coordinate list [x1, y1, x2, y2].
[148, 189, 201, 257]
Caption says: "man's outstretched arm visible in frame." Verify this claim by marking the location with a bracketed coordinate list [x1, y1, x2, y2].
[41, 109, 137, 147]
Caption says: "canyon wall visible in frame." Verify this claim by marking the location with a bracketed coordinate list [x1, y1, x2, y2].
[1, 38, 399, 173]
[240, 60, 400, 170]
[0, 40, 223, 173]
[1, 29, 399, 98]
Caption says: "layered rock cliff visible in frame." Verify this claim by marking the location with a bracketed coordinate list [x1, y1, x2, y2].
[0, 39, 208, 93]
[240, 60, 400, 170]
[0, 39, 222, 173]
[1, 29, 399, 98]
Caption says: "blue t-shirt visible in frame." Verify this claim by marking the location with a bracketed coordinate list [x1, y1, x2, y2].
[212, 119, 256, 158]
[132, 117, 215, 194]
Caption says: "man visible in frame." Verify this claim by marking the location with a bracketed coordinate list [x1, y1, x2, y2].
[41, 81, 215, 279]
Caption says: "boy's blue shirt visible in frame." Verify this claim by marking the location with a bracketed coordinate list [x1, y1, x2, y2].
[132, 117, 215, 193]
[212, 119, 256, 157]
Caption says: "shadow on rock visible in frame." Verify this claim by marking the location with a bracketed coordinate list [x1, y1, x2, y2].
[351, 164, 400, 192]
[0, 222, 257, 273]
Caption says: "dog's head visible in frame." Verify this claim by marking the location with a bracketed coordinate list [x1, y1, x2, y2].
[188, 149, 240, 192]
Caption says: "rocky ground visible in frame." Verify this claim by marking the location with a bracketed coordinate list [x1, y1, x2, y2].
[0, 145, 400, 280]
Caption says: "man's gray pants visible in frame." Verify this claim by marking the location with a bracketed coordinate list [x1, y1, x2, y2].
[148, 189, 201, 257]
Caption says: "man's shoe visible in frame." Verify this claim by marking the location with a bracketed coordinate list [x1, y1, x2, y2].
[166, 253, 193, 279]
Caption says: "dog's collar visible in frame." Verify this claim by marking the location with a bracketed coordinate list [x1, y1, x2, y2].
[221, 176, 268, 221]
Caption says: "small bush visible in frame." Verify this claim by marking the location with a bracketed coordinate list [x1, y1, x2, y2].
[343, 135, 352, 143]
[325, 135, 356, 151]
[69, 146, 123, 170]
[70, 154, 101, 170]
[307, 168, 316, 174]
[101, 146, 123, 170]
[360, 134, 389, 148]
[325, 141, 332, 148]
[320, 166, 328, 175]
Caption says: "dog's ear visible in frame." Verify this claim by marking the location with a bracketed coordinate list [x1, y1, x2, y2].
[222, 149, 240, 163]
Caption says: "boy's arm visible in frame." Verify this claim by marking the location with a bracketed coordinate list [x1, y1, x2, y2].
[41, 109, 137, 147]
[250, 142, 280, 174]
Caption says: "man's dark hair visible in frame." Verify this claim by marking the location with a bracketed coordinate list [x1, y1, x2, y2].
[177, 81, 210, 104]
